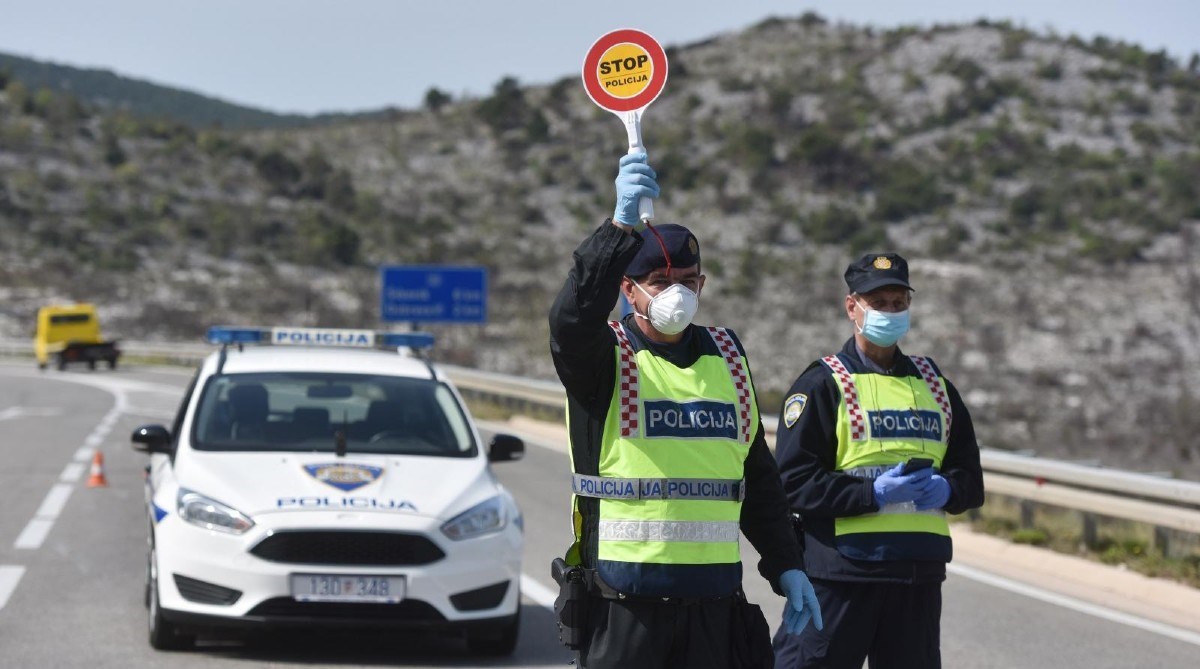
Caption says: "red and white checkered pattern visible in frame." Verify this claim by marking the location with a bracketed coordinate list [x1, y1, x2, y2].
[822, 355, 867, 441]
[608, 321, 639, 437]
[708, 327, 753, 445]
[910, 356, 952, 436]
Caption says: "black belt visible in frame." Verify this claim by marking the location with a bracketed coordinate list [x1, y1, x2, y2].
[582, 568, 740, 606]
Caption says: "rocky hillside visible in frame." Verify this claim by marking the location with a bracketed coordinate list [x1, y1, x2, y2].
[1, 15, 1198, 477]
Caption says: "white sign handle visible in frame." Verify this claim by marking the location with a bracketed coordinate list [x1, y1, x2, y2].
[621, 109, 653, 223]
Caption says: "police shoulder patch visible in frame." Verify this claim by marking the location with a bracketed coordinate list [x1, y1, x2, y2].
[783, 393, 808, 428]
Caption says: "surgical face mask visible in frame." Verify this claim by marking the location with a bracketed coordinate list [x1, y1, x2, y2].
[855, 300, 910, 347]
[632, 281, 699, 335]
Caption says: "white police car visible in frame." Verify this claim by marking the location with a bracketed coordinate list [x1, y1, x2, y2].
[131, 326, 525, 655]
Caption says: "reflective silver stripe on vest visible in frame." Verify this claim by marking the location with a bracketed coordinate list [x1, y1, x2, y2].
[572, 474, 744, 501]
[597, 519, 741, 543]
[844, 466, 946, 518]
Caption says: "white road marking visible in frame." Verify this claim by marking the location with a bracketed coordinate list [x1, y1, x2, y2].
[521, 573, 558, 608]
[0, 407, 62, 421]
[73, 446, 93, 461]
[34, 484, 74, 519]
[948, 563, 1200, 647]
[13, 520, 53, 550]
[60, 462, 86, 483]
[0, 566, 25, 610]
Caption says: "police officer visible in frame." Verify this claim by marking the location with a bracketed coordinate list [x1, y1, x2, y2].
[549, 153, 822, 668]
[772, 253, 985, 669]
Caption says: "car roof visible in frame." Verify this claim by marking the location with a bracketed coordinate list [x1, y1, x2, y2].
[201, 346, 443, 380]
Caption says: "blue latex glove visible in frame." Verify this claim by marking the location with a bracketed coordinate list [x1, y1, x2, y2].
[612, 153, 660, 226]
[871, 463, 934, 508]
[914, 473, 951, 511]
[779, 569, 823, 635]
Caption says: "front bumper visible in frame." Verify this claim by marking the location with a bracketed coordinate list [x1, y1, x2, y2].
[153, 510, 522, 629]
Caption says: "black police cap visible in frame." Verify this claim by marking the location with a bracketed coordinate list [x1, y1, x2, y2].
[844, 252, 913, 294]
[625, 223, 701, 277]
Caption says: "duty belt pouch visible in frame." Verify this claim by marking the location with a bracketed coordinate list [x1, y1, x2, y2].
[551, 558, 587, 650]
[730, 594, 774, 669]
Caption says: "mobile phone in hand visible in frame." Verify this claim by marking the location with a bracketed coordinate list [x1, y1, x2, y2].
[901, 457, 934, 474]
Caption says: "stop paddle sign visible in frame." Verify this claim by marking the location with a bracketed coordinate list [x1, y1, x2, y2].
[582, 29, 669, 223]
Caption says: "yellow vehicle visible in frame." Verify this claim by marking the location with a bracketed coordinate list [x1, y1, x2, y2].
[34, 303, 121, 371]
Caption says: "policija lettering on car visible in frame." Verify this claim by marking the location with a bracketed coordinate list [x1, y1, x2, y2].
[276, 496, 418, 512]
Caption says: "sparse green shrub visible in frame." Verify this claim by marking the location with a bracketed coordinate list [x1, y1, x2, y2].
[801, 204, 866, 244]
[1113, 88, 1151, 115]
[1012, 529, 1048, 545]
[790, 123, 867, 188]
[724, 126, 776, 171]
[1130, 122, 1161, 147]
[102, 133, 126, 167]
[928, 222, 969, 257]
[255, 149, 301, 193]
[1036, 60, 1063, 80]
[476, 76, 529, 134]
[525, 109, 550, 142]
[424, 87, 451, 113]
[1000, 31, 1027, 60]
[799, 11, 826, 28]
[874, 162, 948, 221]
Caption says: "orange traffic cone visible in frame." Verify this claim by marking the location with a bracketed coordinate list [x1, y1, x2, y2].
[87, 451, 108, 488]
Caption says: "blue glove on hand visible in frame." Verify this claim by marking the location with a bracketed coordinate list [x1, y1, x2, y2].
[914, 474, 951, 511]
[780, 569, 823, 635]
[612, 153, 660, 226]
[872, 463, 934, 508]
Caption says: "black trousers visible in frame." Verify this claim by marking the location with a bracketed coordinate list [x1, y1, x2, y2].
[772, 578, 942, 669]
[580, 596, 740, 669]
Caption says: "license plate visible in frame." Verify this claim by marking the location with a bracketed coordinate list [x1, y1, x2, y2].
[290, 574, 406, 603]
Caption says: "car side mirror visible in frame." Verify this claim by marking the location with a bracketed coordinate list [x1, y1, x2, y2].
[487, 434, 525, 462]
[131, 424, 172, 454]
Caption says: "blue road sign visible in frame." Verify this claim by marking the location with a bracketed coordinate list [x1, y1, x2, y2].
[379, 265, 487, 324]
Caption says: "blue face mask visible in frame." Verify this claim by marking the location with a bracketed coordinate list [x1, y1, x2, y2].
[855, 300, 910, 347]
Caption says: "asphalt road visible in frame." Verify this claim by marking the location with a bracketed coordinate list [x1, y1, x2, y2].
[1, 359, 1197, 668]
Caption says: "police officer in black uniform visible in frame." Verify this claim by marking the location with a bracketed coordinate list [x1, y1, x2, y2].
[549, 152, 822, 668]
[772, 253, 985, 669]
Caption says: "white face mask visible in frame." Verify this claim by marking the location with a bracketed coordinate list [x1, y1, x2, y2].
[632, 281, 699, 335]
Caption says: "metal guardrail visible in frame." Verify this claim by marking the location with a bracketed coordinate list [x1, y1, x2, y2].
[440, 365, 1200, 543]
[3, 338, 1198, 545]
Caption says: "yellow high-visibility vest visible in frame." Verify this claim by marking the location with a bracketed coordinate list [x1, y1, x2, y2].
[569, 321, 756, 597]
[823, 353, 953, 562]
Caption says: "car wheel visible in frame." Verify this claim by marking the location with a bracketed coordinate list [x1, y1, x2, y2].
[465, 606, 520, 657]
[56, 354, 66, 371]
[108, 358, 118, 370]
[147, 544, 193, 651]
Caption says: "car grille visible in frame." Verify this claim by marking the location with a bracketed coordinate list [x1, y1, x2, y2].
[249, 530, 445, 566]
[173, 573, 242, 605]
[247, 597, 445, 622]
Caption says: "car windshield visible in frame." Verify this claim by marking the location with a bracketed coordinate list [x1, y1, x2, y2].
[190, 372, 477, 457]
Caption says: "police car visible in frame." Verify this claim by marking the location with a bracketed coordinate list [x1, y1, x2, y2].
[130, 326, 525, 655]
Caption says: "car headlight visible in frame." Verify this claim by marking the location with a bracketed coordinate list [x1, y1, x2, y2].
[177, 490, 254, 534]
[440, 496, 506, 540]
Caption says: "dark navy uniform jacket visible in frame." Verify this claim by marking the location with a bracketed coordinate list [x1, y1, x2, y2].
[775, 337, 985, 584]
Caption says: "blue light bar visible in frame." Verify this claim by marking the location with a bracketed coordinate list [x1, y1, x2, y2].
[207, 326, 269, 344]
[206, 326, 435, 350]
[378, 332, 436, 350]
